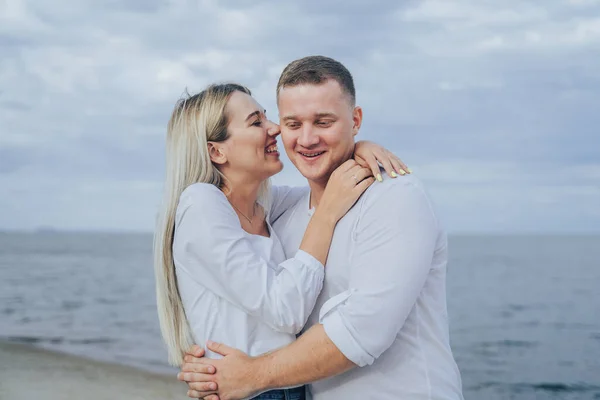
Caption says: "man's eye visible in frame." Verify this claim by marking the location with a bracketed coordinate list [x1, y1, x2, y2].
[317, 121, 332, 126]
[287, 123, 300, 129]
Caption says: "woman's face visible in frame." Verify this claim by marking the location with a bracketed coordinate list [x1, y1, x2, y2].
[218, 91, 283, 182]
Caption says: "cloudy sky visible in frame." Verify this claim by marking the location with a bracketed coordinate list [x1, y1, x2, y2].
[1, 0, 599, 233]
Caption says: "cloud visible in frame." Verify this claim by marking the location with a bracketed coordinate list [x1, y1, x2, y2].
[0, 0, 598, 232]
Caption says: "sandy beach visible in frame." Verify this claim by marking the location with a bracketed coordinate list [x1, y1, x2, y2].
[0, 341, 187, 400]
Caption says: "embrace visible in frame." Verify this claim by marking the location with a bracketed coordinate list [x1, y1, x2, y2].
[154, 56, 464, 400]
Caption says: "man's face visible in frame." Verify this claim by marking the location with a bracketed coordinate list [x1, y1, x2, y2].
[278, 80, 361, 186]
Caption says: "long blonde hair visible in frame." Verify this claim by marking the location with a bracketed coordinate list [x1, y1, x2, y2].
[153, 83, 270, 365]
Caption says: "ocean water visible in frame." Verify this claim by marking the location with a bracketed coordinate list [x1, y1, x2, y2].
[0, 232, 599, 399]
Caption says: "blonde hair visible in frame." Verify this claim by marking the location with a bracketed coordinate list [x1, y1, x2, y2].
[153, 83, 270, 365]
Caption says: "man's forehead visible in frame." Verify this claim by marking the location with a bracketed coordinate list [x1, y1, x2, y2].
[279, 111, 338, 121]
[278, 80, 344, 98]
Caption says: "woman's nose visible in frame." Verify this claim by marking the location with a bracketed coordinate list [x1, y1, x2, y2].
[266, 120, 281, 137]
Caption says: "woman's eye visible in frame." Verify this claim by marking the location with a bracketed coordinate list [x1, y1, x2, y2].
[252, 120, 262, 127]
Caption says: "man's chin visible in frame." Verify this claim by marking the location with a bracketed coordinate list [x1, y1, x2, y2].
[296, 167, 328, 183]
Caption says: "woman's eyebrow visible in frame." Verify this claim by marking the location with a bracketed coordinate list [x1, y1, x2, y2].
[245, 110, 261, 122]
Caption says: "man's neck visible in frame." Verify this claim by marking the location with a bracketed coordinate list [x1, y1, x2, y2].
[307, 179, 328, 209]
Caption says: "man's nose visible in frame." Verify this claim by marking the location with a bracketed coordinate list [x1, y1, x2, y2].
[297, 126, 319, 147]
[266, 120, 281, 137]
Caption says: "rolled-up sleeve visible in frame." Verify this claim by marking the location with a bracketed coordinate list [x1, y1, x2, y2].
[319, 179, 439, 366]
[173, 183, 324, 335]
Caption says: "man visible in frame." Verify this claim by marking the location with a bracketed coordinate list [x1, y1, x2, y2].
[178, 56, 464, 400]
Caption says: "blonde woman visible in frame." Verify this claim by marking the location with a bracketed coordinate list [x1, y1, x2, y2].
[154, 83, 408, 400]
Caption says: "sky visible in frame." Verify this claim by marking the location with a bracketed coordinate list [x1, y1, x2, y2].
[1, 0, 599, 233]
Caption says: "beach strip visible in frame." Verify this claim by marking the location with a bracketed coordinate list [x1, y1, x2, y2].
[0, 341, 187, 400]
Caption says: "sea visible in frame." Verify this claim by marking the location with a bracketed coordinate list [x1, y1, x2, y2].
[0, 232, 599, 399]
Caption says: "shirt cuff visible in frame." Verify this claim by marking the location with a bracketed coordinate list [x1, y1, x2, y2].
[321, 310, 374, 367]
[294, 249, 324, 274]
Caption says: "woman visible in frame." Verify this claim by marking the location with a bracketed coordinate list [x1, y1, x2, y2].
[154, 83, 408, 400]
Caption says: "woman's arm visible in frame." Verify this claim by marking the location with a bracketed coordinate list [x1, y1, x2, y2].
[174, 169, 372, 334]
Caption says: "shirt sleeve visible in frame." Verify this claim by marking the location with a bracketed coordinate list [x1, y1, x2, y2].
[319, 178, 439, 366]
[268, 185, 309, 224]
[173, 183, 324, 335]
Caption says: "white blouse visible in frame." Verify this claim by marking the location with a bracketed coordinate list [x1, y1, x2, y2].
[173, 183, 322, 358]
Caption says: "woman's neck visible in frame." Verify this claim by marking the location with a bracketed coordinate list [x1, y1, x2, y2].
[222, 176, 261, 217]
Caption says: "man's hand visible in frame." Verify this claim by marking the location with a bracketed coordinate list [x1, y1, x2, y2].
[178, 341, 263, 400]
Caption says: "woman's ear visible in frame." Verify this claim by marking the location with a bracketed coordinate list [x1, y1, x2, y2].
[208, 142, 227, 165]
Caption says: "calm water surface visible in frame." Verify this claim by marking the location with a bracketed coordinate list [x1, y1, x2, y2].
[1, 232, 599, 399]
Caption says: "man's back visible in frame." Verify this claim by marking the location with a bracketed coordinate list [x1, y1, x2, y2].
[272, 174, 463, 399]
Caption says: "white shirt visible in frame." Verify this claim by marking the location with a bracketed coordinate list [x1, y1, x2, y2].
[173, 183, 323, 359]
[271, 174, 464, 400]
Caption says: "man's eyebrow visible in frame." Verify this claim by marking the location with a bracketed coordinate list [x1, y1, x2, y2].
[245, 109, 266, 122]
[315, 112, 337, 118]
[281, 112, 337, 122]
[280, 114, 297, 122]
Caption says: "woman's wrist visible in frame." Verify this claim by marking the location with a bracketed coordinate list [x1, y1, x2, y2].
[312, 206, 339, 228]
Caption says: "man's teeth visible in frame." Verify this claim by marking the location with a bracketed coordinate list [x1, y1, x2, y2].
[266, 145, 278, 153]
[300, 151, 325, 157]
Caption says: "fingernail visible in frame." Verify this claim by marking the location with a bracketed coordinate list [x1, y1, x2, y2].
[208, 366, 215, 373]
[376, 174, 382, 182]
[177, 373, 182, 380]
[407, 168, 413, 173]
[207, 340, 214, 346]
[390, 171, 398, 178]
[399, 169, 406, 175]
[210, 383, 217, 390]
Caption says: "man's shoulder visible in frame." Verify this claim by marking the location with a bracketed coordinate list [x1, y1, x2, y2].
[361, 172, 430, 207]
[354, 172, 446, 242]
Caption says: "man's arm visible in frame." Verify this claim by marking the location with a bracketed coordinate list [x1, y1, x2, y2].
[254, 323, 354, 391]
[180, 317, 354, 399]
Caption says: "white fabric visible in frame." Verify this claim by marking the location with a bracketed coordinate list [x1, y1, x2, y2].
[173, 183, 323, 359]
[271, 174, 464, 400]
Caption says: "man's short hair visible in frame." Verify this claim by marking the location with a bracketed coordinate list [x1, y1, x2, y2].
[276, 56, 356, 106]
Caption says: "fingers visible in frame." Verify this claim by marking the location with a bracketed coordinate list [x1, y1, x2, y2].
[376, 152, 398, 179]
[182, 362, 216, 373]
[346, 165, 373, 184]
[336, 159, 359, 174]
[187, 389, 217, 399]
[186, 345, 205, 358]
[354, 153, 411, 183]
[206, 340, 234, 356]
[354, 176, 376, 194]
[189, 381, 218, 392]
[360, 155, 381, 182]
[178, 369, 216, 382]
[204, 395, 220, 400]
[183, 354, 215, 364]
[389, 155, 411, 176]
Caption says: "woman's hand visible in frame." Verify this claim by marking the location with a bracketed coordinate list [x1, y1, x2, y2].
[354, 140, 411, 182]
[316, 159, 375, 224]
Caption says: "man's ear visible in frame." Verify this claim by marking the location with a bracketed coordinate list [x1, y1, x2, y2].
[208, 142, 227, 165]
[352, 106, 363, 137]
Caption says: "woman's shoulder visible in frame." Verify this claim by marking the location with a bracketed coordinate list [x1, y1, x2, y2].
[178, 183, 228, 211]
